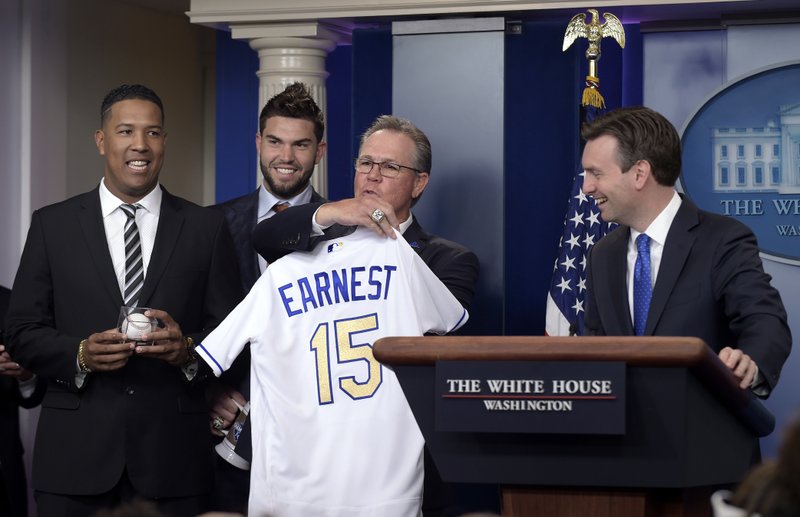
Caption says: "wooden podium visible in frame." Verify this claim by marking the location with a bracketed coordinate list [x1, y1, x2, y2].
[373, 336, 774, 517]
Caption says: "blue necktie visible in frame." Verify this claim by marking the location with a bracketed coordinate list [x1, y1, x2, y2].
[633, 233, 652, 336]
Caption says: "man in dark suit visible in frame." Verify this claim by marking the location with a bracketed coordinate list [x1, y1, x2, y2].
[5, 84, 242, 517]
[252, 114, 480, 515]
[582, 106, 791, 395]
[207, 82, 325, 513]
[1, 285, 46, 517]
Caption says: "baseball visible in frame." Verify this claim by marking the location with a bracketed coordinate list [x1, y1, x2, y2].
[122, 312, 154, 340]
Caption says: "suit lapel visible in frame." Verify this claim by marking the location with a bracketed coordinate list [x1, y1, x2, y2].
[234, 191, 259, 289]
[138, 189, 183, 307]
[309, 187, 324, 204]
[77, 190, 124, 307]
[645, 197, 698, 335]
[402, 217, 429, 256]
[604, 228, 634, 335]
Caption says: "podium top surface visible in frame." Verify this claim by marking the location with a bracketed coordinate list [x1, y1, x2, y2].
[373, 335, 708, 366]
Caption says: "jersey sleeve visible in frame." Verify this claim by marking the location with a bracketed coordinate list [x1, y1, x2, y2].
[196, 278, 269, 377]
[397, 234, 469, 335]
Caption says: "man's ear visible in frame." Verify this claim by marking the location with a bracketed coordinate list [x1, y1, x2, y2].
[95, 130, 106, 156]
[412, 172, 429, 199]
[315, 141, 327, 165]
[633, 160, 652, 190]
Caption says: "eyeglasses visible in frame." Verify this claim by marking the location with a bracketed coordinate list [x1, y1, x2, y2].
[354, 158, 422, 178]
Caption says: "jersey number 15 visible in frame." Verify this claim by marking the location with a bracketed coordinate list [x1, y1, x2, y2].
[309, 313, 383, 405]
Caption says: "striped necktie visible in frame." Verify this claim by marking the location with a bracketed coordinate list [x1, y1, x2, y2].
[120, 203, 144, 306]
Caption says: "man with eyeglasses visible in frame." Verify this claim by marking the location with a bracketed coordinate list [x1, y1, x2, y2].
[252, 114, 479, 515]
[253, 114, 479, 310]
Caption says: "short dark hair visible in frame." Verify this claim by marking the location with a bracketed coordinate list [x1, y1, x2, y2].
[259, 82, 324, 142]
[360, 115, 432, 174]
[100, 84, 164, 126]
[581, 106, 681, 186]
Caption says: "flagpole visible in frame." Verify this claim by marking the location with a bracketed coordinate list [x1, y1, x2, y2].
[544, 10, 625, 337]
[563, 9, 626, 109]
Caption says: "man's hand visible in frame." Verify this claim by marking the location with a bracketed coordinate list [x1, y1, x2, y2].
[315, 198, 398, 239]
[133, 309, 191, 367]
[81, 329, 135, 372]
[718, 346, 758, 389]
[206, 384, 247, 437]
[0, 344, 34, 381]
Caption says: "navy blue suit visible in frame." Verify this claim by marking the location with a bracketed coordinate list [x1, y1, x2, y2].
[585, 195, 791, 392]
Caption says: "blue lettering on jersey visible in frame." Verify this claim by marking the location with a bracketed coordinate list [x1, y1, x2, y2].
[382, 265, 396, 299]
[298, 277, 319, 312]
[279, 265, 398, 318]
[331, 269, 349, 303]
[314, 272, 333, 306]
[278, 283, 302, 317]
[351, 267, 366, 301]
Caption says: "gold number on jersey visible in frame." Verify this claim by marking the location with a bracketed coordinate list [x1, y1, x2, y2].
[309, 313, 382, 405]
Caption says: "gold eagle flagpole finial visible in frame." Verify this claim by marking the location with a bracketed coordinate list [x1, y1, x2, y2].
[563, 9, 626, 108]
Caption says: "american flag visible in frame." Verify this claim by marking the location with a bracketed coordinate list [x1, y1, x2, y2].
[545, 106, 616, 336]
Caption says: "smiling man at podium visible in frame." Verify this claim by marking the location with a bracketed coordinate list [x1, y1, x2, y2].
[582, 106, 791, 397]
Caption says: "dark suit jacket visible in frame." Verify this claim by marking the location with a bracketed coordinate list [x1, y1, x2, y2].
[216, 187, 324, 294]
[252, 201, 480, 309]
[1, 286, 46, 517]
[585, 195, 791, 392]
[0, 377, 45, 517]
[5, 187, 242, 497]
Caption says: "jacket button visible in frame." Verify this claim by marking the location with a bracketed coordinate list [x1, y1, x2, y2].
[125, 386, 135, 395]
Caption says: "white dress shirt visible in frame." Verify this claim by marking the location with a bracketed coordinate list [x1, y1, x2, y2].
[626, 191, 682, 322]
[99, 179, 162, 297]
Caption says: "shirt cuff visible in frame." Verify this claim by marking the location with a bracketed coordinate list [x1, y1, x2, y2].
[18, 374, 38, 399]
[750, 365, 769, 397]
[75, 370, 88, 389]
[182, 360, 199, 381]
[311, 206, 331, 236]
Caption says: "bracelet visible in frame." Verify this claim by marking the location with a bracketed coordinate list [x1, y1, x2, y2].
[183, 336, 198, 363]
[78, 339, 91, 373]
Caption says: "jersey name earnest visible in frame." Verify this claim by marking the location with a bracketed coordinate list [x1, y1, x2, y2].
[278, 265, 397, 317]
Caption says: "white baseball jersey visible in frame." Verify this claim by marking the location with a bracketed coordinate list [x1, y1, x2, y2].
[197, 227, 468, 517]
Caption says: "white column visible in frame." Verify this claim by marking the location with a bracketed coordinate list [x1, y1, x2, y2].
[233, 23, 348, 197]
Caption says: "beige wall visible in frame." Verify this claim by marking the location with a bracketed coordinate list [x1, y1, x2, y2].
[65, 0, 216, 204]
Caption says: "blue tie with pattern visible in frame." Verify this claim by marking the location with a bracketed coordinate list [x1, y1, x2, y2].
[633, 233, 652, 336]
